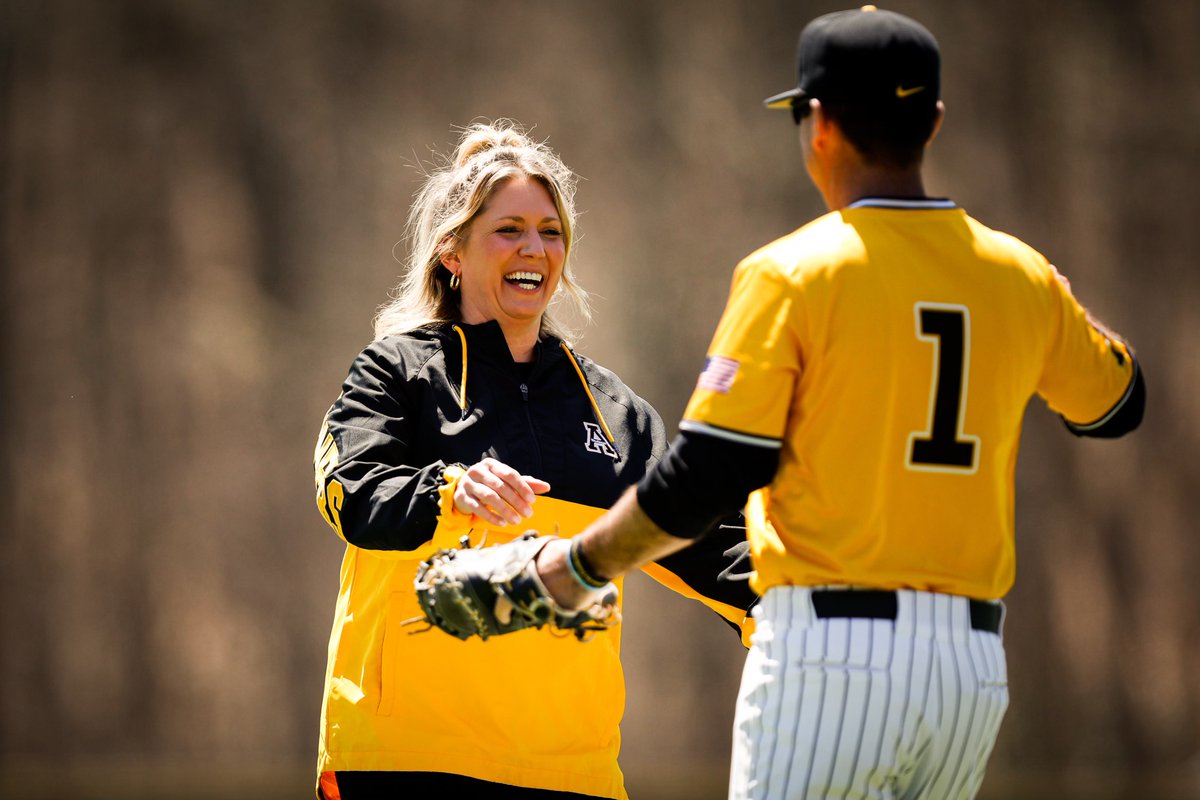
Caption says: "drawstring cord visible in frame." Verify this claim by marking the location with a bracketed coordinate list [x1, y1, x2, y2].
[447, 325, 619, 459]
[560, 342, 619, 460]
[451, 324, 469, 420]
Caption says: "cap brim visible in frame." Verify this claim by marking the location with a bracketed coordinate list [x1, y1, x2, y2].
[763, 87, 807, 109]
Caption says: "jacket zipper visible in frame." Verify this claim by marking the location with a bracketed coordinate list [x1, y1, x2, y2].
[519, 382, 543, 474]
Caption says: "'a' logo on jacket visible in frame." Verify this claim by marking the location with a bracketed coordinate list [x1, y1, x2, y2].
[582, 422, 619, 459]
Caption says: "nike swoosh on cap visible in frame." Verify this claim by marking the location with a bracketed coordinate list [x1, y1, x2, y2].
[895, 85, 926, 98]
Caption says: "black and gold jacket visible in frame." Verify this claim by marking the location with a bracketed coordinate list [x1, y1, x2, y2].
[312, 320, 755, 798]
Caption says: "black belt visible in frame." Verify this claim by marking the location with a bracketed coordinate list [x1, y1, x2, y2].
[810, 589, 1002, 634]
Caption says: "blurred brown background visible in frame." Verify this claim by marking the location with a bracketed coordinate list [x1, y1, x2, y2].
[2, 1, 1197, 798]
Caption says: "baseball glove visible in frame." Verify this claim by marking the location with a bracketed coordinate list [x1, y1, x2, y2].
[411, 532, 620, 642]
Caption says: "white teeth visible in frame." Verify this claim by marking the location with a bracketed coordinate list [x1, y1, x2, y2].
[505, 271, 543, 289]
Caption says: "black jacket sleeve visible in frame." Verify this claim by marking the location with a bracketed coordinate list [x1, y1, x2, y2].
[315, 343, 448, 551]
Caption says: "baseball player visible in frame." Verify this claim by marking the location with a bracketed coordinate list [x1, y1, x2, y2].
[418, 6, 1147, 799]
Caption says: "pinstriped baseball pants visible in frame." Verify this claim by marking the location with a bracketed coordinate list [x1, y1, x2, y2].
[729, 587, 1009, 800]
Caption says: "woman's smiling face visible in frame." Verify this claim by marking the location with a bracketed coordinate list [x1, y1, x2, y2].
[446, 174, 566, 340]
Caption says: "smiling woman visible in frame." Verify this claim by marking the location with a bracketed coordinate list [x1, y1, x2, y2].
[445, 174, 566, 361]
[309, 120, 758, 799]
[373, 120, 590, 352]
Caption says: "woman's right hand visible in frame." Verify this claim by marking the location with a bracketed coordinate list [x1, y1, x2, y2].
[453, 457, 551, 527]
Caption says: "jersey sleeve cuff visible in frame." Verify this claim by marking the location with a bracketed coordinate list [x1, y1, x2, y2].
[1062, 357, 1145, 439]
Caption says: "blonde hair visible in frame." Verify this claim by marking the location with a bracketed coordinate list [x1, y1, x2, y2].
[374, 120, 590, 341]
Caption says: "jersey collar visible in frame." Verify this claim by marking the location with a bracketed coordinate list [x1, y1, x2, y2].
[846, 197, 957, 210]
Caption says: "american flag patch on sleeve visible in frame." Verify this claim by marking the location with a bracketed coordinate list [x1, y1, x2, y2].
[696, 355, 740, 394]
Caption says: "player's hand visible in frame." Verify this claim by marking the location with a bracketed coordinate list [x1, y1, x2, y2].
[453, 457, 551, 527]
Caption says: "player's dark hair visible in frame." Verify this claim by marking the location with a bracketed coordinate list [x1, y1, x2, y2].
[822, 99, 939, 169]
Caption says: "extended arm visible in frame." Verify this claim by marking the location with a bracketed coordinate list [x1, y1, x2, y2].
[536, 429, 780, 608]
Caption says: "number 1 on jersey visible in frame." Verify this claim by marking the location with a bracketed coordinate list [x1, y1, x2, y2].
[907, 303, 979, 473]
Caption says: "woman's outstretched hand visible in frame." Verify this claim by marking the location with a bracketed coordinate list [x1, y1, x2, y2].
[453, 457, 551, 527]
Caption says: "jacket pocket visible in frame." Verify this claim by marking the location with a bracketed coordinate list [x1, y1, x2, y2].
[377, 591, 407, 716]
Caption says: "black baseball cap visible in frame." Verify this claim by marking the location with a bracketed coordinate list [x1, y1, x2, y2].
[764, 5, 940, 113]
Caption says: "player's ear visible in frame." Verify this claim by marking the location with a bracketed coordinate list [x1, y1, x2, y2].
[808, 99, 833, 152]
[812, 100, 854, 162]
[927, 100, 946, 146]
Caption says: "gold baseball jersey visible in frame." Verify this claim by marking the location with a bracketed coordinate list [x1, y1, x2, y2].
[682, 199, 1136, 599]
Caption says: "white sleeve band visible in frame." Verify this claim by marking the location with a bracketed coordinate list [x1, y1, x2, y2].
[679, 420, 783, 449]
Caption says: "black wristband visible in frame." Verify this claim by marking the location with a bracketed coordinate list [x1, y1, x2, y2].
[567, 538, 610, 590]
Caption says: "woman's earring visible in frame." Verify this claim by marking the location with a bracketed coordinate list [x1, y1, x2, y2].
[449, 272, 461, 291]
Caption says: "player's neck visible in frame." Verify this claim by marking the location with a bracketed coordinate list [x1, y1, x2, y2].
[823, 166, 928, 211]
